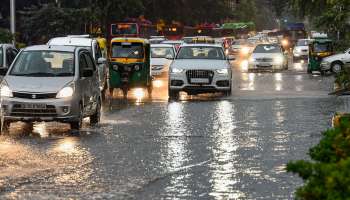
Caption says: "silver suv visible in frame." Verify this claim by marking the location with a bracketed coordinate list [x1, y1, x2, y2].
[0, 45, 101, 133]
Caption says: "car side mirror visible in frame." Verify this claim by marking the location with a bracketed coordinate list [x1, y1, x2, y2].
[0, 68, 8, 76]
[97, 57, 107, 65]
[81, 69, 93, 77]
[227, 55, 235, 61]
[165, 55, 174, 60]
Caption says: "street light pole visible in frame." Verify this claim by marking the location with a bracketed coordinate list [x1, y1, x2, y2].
[10, 0, 16, 45]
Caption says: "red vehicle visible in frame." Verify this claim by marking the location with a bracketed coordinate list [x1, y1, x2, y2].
[110, 21, 157, 39]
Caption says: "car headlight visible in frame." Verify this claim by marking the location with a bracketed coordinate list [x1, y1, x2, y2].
[249, 57, 256, 63]
[171, 68, 184, 73]
[216, 69, 229, 74]
[56, 85, 74, 98]
[241, 47, 250, 54]
[274, 56, 284, 64]
[0, 84, 13, 98]
[281, 39, 289, 46]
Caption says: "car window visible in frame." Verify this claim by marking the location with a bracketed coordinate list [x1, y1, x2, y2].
[151, 47, 174, 58]
[297, 40, 308, 46]
[253, 45, 282, 53]
[6, 48, 14, 66]
[79, 53, 89, 75]
[10, 51, 75, 77]
[0, 47, 3, 66]
[176, 46, 225, 60]
[83, 52, 96, 71]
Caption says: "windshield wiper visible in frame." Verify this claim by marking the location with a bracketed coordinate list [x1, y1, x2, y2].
[12, 72, 57, 77]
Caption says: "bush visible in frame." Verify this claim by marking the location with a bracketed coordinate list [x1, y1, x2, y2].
[287, 120, 350, 199]
[0, 28, 13, 43]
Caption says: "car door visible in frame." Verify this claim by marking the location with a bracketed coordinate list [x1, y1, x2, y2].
[83, 52, 99, 114]
[78, 51, 92, 115]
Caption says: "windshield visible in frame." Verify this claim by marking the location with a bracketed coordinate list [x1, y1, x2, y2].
[10, 51, 74, 77]
[0, 47, 2, 66]
[297, 40, 309, 46]
[111, 23, 137, 36]
[253, 44, 282, 53]
[313, 43, 332, 53]
[111, 42, 144, 59]
[151, 47, 174, 58]
[176, 46, 225, 60]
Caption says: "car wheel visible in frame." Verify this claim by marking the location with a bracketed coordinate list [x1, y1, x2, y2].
[224, 89, 232, 97]
[169, 89, 179, 100]
[331, 62, 343, 74]
[0, 119, 10, 135]
[90, 100, 101, 126]
[70, 105, 83, 130]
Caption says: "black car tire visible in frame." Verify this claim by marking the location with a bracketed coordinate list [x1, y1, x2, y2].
[90, 100, 101, 126]
[0, 119, 10, 135]
[169, 89, 179, 100]
[70, 105, 83, 130]
[331, 62, 343, 74]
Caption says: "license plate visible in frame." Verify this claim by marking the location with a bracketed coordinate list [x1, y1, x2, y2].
[191, 78, 209, 84]
[23, 104, 46, 109]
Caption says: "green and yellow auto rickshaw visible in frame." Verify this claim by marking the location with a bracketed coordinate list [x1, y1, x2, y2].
[109, 38, 152, 98]
[307, 38, 334, 74]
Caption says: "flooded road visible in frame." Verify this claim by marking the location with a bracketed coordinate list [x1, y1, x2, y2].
[0, 61, 338, 199]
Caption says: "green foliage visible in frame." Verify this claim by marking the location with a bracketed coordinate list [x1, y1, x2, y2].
[0, 28, 13, 43]
[287, 120, 350, 199]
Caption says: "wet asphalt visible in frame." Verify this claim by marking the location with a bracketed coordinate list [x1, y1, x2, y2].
[0, 60, 339, 200]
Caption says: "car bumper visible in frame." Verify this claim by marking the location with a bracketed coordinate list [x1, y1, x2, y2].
[249, 62, 284, 70]
[169, 71, 231, 93]
[0, 97, 80, 122]
[293, 52, 308, 58]
[320, 62, 331, 71]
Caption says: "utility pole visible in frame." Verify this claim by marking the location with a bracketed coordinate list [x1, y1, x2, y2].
[10, 0, 16, 45]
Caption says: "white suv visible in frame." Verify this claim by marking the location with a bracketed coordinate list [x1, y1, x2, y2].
[168, 44, 233, 99]
[321, 48, 350, 73]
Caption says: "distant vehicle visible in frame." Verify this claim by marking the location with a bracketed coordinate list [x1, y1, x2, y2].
[149, 36, 166, 44]
[0, 45, 102, 133]
[248, 43, 288, 71]
[293, 39, 310, 61]
[168, 43, 233, 99]
[281, 23, 307, 50]
[48, 36, 108, 94]
[110, 22, 157, 39]
[320, 48, 349, 74]
[161, 40, 183, 51]
[150, 44, 176, 76]
[229, 40, 252, 58]
[0, 44, 18, 75]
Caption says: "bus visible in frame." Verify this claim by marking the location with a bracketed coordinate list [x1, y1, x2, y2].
[110, 22, 157, 39]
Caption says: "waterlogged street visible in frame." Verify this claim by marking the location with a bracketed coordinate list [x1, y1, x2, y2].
[0, 62, 337, 199]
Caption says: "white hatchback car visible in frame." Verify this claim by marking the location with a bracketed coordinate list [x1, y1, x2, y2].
[168, 44, 233, 99]
[150, 44, 176, 76]
[47, 36, 108, 93]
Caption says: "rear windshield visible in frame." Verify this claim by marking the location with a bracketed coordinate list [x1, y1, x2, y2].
[10, 51, 75, 77]
[253, 45, 282, 53]
[111, 42, 144, 59]
[151, 47, 174, 58]
[297, 40, 309, 46]
[176, 46, 225, 60]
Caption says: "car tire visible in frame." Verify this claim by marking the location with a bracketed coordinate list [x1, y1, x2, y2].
[224, 89, 232, 97]
[168, 89, 179, 100]
[331, 62, 343, 74]
[0, 119, 10, 135]
[70, 105, 83, 130]
[90, 100, 101, 126]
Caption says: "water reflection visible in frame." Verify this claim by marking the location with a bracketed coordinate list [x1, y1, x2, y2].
[241, 73, 255, 91]
[210, 101, 246, 199]
[162, 102, 191, 196]
[274, 73, 283, 91]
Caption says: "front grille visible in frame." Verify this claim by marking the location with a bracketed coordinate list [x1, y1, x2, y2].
[186, 70, 214, 84]
[13, 92, 57, 99]
[256, 58, 273, 62]
[11, 104, 57, 117]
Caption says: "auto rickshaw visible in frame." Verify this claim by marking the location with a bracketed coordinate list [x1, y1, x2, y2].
[109, 38, 152, 98]
[307, 38, 334, 74]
